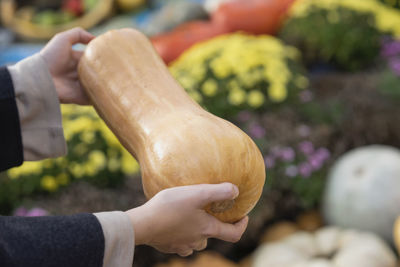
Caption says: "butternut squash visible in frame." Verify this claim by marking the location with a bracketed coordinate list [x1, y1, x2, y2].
[78, 28, 265, 223]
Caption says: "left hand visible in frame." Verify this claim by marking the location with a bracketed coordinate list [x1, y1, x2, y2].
[40, 27, 95, 105]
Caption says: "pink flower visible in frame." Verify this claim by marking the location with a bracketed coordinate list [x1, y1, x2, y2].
[298, 162, 312, 178]
[309, 156, 323, 171]
[13, 207, 28, 216]
[249, 123, 266, 139]
[315, 147, 331, 162]
[298, 141, 314, 155]
[280, 147, 295, 162]
[26, 208, 48, 217]
[13, 207, 48, 217]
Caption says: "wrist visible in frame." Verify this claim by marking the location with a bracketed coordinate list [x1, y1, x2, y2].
[125, 206, 152, 246]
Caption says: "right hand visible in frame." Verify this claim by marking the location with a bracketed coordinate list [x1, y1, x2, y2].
[125, 183, 248, 257]
[40, 27, 95, 105]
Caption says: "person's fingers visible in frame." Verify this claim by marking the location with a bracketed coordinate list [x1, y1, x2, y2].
[72, 50, 84, 62]
[56, 27, 95, 45]
[204, 216, 248, 243]
[178, 249, 193, 257]
[193, 183, 239, 208]
[193, 239, 207, 251]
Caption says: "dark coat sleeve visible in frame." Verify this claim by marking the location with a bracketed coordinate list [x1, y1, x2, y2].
[0, 67, 106, 266]
[0, 213, 105, 267]
[0, 66, 23, 172]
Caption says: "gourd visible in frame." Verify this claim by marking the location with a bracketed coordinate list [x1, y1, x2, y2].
[78, 28, 266, 223]
[323, 145, 400, 243]
[252, 227, 397, 267]
[395, 217, 400, 255]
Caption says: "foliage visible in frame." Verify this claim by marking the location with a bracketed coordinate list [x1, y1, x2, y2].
[169, 33, 309, 119]
[289, 0, 400, 37]
[379, 38, 400, 99]
[379, 0, 400, 9]
[280, 5, 383, 71]
[264, 141, 331, 209]
[236, 111, 331, 209]
[0, 105, 139, 214]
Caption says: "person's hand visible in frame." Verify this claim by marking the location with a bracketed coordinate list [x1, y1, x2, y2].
[125, 183, 248, 257]
[40, 27, 95, 105]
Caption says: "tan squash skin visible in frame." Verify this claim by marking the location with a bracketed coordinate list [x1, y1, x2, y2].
[78, 29, 266, 223]
[395, 217, 400, 254]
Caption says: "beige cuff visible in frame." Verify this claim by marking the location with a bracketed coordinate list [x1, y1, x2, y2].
[94, 211, 135, 267]
[8, 53, 67, 161]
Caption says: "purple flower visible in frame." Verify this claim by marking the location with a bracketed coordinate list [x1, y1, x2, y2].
[390, 58, 400, 76]
[315, 147, 331, 162]
[297, 125, 311, 137]
[26, 208, 48, 217]
[309, 156, 323, 171]
[264, 155, 275, 168]
[298, 162, 312, 178]
[13, 207, 28, 216]
[382, 40, 400, 58]
[13, 207, 48, 217]
[249, 123, 266, 139]
[299, 90, 314, 103]
[279, 147, 295, 162]
[298, 141, 314, 155]
[237, 111, 252, 122]
[285, 165, 298, 177]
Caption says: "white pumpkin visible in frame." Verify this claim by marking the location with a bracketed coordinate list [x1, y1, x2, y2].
[323, 145, 400, 243]
[252, 227, 397, 267]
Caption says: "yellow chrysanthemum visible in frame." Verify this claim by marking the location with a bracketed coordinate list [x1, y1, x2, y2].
[80, 131, 96, 144]
[56, 173, 69, 186]
[269, 85, 288, 102]
[88, 150, 106, 171]
[108, 158, 121, 172]
[41, 175, 58, 192]
[247, 90, 265, 108]
[69, 163, 85, 178]
[228, 89, 246, 106]
[8, 161, 43, 179]
[210, 58, 231, 79]
[201, 79, 218, 97]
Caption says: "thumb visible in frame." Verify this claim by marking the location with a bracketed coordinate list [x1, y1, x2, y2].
[206, 216, 249, 243]
[194, 183, 239, 208]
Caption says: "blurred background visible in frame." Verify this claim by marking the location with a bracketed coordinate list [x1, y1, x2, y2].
[1, 0, 400, 266]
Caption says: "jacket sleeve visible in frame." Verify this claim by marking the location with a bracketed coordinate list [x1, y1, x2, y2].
[0, 213, 105, 267]
[7, 53, 67, 162]
[1, 54, 136, 266]
[0, 67, 23, 171]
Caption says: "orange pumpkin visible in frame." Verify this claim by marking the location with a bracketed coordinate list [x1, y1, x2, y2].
[151, 21, 229, 64]
[212, 0, 295, 35]
[78, 29, 266, 223]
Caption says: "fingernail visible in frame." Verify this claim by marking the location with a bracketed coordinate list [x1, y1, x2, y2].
[232, 185, 239, 198]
